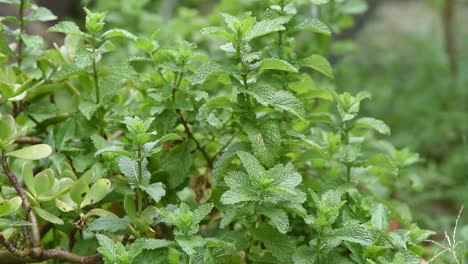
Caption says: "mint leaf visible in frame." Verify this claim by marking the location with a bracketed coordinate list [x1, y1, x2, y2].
[252, 224, 295, 263]
[118, 156, 151, 188]
[96, 234, 129, 264]
[89, 215, 129, 232]
[354, 117, 391, 136]
[259, 58, 298, 73]
[292, 246, 316, 264]
[101, 29, 136, 40]
[326, 224, 374, 246]
[294, 18, 331, 35]
[370, 203, 390, 230]
[49, 21, 87, 38]
[259, 206, 289, 234]
[245, 17, 289, 41]
[78, 101, 97, 120]
[300, 55, 334, 79]
[243, 121, 281, 167]
[25, 6, 57, 22]
[142, 183, 166, 203]
[176, 235, 206, 256]
[249, 83, 305, 119]
[190, 63, 226, 85]
[75, 47, 95, 69]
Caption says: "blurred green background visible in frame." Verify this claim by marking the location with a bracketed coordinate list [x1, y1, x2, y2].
[2, 0, 466, 250]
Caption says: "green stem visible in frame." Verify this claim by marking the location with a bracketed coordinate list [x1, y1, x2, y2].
[137, 146, 143, 215]
[346, 164, 351, 182]
[91, 37, 100, 105]
[316, 228, 322, 254]
[92, 59, 99, 104]
[17, 0, 24, 68]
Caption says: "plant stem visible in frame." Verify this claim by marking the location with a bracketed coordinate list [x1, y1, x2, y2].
[0, 249, 102, 264]
[17, 0, 25, 68]
[346, 164, 351, 182]
[14, 137, 43, 144]
[92, 59, 100, 104]
[172, 71, 212, 167]
[91, 38, 100, 104]
[442, 0, 457, 77]
[1, 151, 41, 255]
[137, 145, 143, 215]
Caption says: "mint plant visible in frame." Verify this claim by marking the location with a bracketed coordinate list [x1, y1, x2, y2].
[0, 0, 455, 263]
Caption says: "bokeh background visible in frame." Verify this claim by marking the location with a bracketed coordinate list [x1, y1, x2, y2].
[1, 0, 467, 253]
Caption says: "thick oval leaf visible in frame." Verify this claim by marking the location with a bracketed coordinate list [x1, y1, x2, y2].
[32, 207, 64, 225]
[70, 181, 89, 206]
[8, 196, 22, 214]
[7, 144, 53, 160]
[81, 178, 111, 207]
[33, 169, 54, 196]
[0, 199, 12, 217]
[22, 162, 35, 195]
[55, 198, 77, 212]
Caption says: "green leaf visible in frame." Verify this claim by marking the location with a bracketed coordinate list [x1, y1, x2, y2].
[95, 146, 132, 158]
[32, 207, 64, 225]
[49, 21, 87, 38]
[22, 162, 34, 195]
[353, 117, 391, 136]
[175, 235, 205, 256]
[192, 203, 213, 225]
[294, 18, 331, 35]
[134, 37, 158, 53]
[190, 63, 226, 85]
[106, 63, 140, 86]
[0, 81, 14, 100]
[25, 6, 57, 22]
[243, 121, 281, 168]
[141, 182, 166, 203]
[220, 188, 258, 204]
[252, 224, 295, 263]
[75, 47, 95, 69]
[0, 197, 21, 217]
[52, 64, 84, 81]
[300, 55, 334, 79]
[249, 83, 305, 119]
[69, 181, 89, 206]
[160, 141, 194, 188]
[338, 144, 361, 164]
[78, 101, 98, 120]
[96, 234, 129, 264]
[0, 219, 31, 229]
[118, 157, 151, 189]
[370, 203, 390, 230]
[33, 169, 54, 196]
[292, 246, 316, 264]
[245, 17, 288, 41]
[237, 151, 266, 178]
[101, 29, 136, 40]
[81, 178, 111, 207]
[200, 27, 233, 41]
[259, 58, 298, 73]
[7, 144, 53, 160]
[259, 206, 289, 234]
[212, 142, 249, 186]
[89, 215, 129, 232]
[21, 34, 44, 49]
[326, 224, 373, 245]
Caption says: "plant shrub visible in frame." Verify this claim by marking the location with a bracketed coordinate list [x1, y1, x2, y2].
[0, 0, 437, 263]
